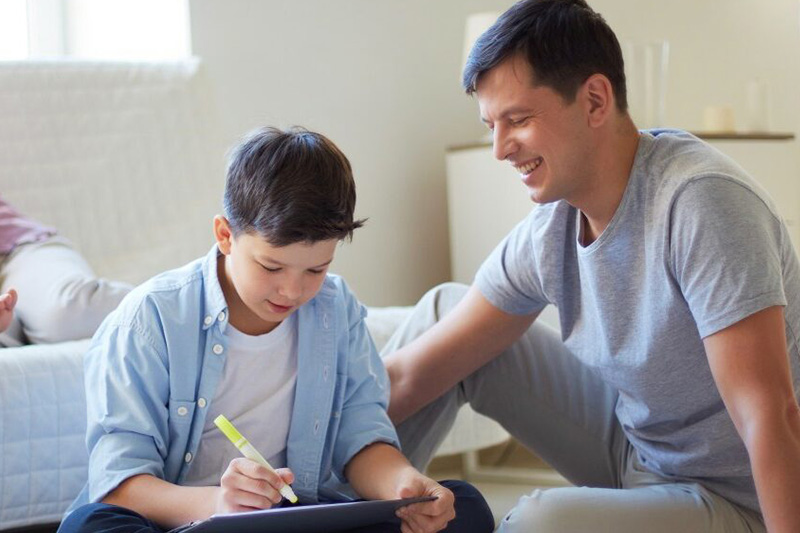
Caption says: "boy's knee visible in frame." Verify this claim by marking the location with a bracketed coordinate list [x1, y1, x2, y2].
[440, 479, 495, 533]
[57, 503, 151, 533]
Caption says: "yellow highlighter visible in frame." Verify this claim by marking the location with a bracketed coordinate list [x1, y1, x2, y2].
[214, 414, 299, 504]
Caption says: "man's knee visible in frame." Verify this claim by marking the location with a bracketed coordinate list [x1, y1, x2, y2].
[498, 488, 595, 533]
[420, 282, 469, 320]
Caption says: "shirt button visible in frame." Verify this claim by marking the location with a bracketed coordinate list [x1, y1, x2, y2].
[213, 344, 224, 355]
[217, 311, 226, 322]
[198, 398, 207, 408]
[203, 315, 213, 326]
[184, 452, 193, 463]
[177, 406, 188, 416]
[322, 314, 330, 329]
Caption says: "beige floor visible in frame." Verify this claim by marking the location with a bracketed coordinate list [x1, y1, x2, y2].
[426, 440, 570, 525]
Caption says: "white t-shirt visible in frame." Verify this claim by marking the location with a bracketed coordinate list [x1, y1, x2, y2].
[183, 314, 298, 487]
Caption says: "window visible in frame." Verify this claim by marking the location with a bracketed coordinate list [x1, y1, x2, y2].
[0, 0, 191, 60]
[0, 0, 28, 59]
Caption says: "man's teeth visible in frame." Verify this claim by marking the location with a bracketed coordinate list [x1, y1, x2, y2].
[516, 158, 542, 174]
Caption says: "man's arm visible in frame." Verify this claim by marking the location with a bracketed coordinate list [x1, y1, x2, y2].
[385, 285, 538, 424]
[704, 305, 800, 533]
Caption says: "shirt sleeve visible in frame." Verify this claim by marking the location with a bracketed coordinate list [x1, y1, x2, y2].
[84, 317, 171, 503]
[330, 285, 399, 481]
[669, 175, 788, 338]
[475, 211, 549, 315]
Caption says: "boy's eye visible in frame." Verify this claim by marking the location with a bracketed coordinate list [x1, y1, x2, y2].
[308, 269, 325, 275]
[261, 265, 281, 273]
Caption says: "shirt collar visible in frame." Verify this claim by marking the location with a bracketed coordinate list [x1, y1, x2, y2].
[201, 244, 229, 331]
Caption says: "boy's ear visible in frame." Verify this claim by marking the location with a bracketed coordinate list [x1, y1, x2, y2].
[214, 215, 233, 255]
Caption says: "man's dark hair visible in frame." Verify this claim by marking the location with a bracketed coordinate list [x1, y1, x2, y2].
[462, 0, 627, 111]
[223, 126, 365, 246]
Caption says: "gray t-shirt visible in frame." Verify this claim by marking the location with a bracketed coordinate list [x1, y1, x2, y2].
[476, 129, 800, 512]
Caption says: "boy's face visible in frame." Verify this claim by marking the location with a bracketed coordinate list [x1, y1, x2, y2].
[214, 216, 337, 335]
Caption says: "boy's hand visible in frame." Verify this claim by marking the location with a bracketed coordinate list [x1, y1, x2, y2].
[215, 457, 294, 514]
[0, 289, 18, 334]
[393, 470, 455, 533]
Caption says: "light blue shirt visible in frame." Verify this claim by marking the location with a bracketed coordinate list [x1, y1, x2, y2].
[67, 245, 398, 513]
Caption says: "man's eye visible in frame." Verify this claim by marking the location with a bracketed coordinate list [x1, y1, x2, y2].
[510, 116, 531, 126]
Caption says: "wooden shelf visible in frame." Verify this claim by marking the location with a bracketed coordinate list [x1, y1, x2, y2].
[447, 131, 795, 152]
[691, 132, 795, 141]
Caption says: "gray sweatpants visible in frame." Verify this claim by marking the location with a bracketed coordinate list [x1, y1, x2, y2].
[0, 236, 132, 346]
[382, 283, 765, 533]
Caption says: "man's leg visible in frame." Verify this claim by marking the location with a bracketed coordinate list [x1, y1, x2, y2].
[57, 503, 165, 533]
[0, 237, 132, 344]
[497, 447, 765, 533]
[383, 282, 623, 488]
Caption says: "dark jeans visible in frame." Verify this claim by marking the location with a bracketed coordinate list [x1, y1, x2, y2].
[57, 480, 494, 533]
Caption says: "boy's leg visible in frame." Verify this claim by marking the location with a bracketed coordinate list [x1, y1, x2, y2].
[349, 480, 494, 533]
[0, 237, 132, 344]
[383, 282, 624, 489]
[57, 503, 165, 533]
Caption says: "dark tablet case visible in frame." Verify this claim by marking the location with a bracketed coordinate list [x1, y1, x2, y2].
[171, 496, 435, 533]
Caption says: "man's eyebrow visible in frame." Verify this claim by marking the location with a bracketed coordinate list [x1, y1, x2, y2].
[480, 107, 534, 124]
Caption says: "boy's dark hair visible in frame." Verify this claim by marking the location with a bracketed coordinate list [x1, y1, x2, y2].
[223, 126, 365, 246]
[462, 0, 627, 112]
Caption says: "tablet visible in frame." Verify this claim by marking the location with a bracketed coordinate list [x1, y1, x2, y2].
[170, 496, 436, 533]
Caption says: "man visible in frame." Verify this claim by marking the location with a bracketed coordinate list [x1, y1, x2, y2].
[383, 1, 800, 531]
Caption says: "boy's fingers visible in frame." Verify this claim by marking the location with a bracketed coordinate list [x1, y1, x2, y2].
[276, 467, 294, 485]
[231, 458, 284, 486]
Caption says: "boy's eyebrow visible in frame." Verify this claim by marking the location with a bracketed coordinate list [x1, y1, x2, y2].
[259, 256, 334, 269]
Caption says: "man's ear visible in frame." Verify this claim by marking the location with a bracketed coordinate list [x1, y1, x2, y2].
[582, 73, 614, 128]
[214, 215, 233, 255]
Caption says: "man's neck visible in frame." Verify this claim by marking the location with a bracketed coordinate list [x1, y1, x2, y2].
[575, 119, 641, 245]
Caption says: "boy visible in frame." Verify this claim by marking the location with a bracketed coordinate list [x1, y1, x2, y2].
[59, 127, 494, 533]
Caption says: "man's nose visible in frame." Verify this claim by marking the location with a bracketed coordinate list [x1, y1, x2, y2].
[492, 125, 516, 161]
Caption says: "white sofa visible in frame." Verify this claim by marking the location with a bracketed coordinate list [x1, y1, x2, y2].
[0, 60, 509, 531]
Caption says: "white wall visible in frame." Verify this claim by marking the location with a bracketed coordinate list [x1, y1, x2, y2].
[190, 0, 800, 306]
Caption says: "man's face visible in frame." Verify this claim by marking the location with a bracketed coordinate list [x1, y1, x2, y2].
[476, 54, 593, 205]
[217, 221, 337, 335]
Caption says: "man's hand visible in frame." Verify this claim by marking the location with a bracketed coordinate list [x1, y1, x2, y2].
[392, 470, 455, 533]
[215, 458, 294, 514]
[0, 289, 18, 333]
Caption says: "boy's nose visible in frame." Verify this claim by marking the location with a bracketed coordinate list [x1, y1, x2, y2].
[279, 279, 302, 301]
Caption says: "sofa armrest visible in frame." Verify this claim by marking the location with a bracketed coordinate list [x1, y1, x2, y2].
[0, 341, 90, 531]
